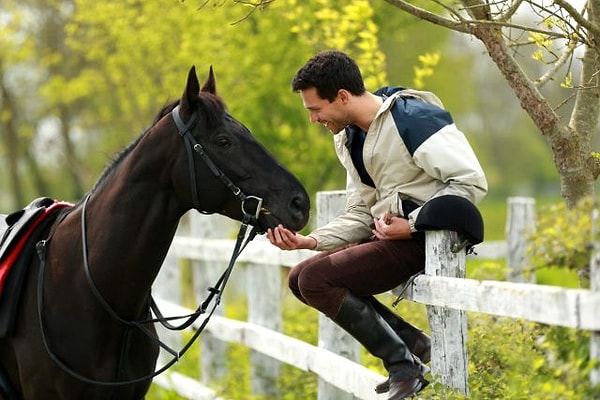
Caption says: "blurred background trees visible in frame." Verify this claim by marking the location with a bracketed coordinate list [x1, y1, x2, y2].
[0, 0, 570, 219]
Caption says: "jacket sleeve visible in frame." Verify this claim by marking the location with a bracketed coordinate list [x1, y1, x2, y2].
[308, 172, 374, 251]
[406, 123, 488, 230]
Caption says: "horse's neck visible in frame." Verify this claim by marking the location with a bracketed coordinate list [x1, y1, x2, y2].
[83, 187, 180, 304]
[62, 127, 186, 314]
[91, 126, 183, 249]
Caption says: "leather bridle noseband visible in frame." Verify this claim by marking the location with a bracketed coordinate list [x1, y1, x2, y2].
[35, 104, 265, 386]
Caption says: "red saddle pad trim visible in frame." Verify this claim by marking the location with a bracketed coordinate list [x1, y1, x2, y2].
[0, 201, 72, 296]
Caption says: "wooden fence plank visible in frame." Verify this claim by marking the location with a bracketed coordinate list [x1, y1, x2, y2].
[406, 276, 600, 329]
[169, 236, 503, 266]
[153, 371, 223, 400]
[169, 236, 316, 266]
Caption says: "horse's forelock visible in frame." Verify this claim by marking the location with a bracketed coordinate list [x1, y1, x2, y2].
[195, 92, 228, 128]
[153, 94, 227, 129]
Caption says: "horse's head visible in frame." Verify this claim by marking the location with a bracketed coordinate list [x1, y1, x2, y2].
[172, 66, 310, 233]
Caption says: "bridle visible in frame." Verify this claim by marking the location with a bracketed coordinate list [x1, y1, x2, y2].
[172, 104, 265, 224]
[35, 103, 265, 386]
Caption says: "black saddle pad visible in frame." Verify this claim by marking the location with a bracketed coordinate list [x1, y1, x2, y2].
[0, 230, 41, 337]
[0, 199, 67, 338]
[0, 197, 54, 264]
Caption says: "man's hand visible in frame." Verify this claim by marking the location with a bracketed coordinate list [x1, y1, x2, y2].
[372, 214, 412, 240]
[266, 225, 317, 250]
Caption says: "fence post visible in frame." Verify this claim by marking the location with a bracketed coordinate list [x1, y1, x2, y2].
[425, 230, 469, 395]
[246, 260, 281, 397]
[316, 191, 361, 400]
[189, 212, 237, 385]
[506, 197, 536, 283]
[590, 208, 600, 386]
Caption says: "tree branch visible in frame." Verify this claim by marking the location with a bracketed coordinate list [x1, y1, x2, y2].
[384, 0, 586, 42]
[232, 0, 274, 7]
[499, 0, 525, 22]
[459, 0, 491, 21]
[535, 40, 577, 88]
[553, 0, 600, 36]
[527, 0, 598, 49]
[382, 0, 472, 34]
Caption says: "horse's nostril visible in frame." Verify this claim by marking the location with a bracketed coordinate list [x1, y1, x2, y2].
[291, 195, 306, 211]
[289, 192, 310, 225]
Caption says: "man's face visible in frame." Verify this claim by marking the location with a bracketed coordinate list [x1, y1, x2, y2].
[299, 87, 349, 134]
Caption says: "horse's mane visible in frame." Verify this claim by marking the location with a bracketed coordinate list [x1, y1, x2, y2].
[88, 92, 227, 195]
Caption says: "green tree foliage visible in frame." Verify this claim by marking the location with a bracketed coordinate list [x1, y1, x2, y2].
[1, 0, 386, 215]
[528, 196, 598, 286]
[464, 251, 598, 399]
[467, 316, 598, 400]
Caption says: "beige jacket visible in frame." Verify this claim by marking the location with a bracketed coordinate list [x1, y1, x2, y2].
[309, 88, 488, 251]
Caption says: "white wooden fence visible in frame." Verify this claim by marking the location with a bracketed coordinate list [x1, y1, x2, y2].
[149, 192, 599, 399]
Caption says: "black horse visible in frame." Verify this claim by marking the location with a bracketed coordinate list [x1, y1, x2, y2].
[0, 66, 310, 399]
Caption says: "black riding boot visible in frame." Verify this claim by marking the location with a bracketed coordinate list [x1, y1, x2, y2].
[367, 296, 431, 363]
[333, 293, 428, 400]
[366, 296, 431, 394]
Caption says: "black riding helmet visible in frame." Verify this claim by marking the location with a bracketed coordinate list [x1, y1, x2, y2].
[414, 195, 484, 245]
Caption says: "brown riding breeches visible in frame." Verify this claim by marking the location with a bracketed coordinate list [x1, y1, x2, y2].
[288, 238, 426, 319]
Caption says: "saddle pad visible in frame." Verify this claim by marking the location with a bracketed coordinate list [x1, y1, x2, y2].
[0, 197, 54, 264]
[0, 201, 71, 337]
[0, 201, 71, 296]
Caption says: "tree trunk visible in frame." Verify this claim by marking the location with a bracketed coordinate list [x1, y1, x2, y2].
[58, 106, 85, 199]
[0, 76, 25, 209]
[566, 0, 600, 206]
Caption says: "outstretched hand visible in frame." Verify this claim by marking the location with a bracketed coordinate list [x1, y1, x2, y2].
[266, 225, 317, 250]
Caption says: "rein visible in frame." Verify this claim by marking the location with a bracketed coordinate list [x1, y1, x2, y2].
[34, 104, 263, 386]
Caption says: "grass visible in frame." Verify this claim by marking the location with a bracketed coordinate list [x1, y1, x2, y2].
[478, 196, 508, 241]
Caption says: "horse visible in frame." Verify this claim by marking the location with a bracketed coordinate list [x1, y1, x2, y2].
[0, 66, 310, 399]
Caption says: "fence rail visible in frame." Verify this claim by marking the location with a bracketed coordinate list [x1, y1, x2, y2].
[149, 193, 599, 399]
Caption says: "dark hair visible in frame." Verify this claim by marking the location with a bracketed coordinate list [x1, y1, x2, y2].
[291, 50, 366, 102]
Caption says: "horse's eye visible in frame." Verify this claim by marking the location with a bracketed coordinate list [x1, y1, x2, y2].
[214, 135, 232, 149]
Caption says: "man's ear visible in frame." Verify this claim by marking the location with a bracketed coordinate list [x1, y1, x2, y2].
[337, 89, 350, 104]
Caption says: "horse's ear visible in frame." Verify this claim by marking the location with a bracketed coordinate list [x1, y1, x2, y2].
[200, 66, 217, 95]
[181, 66, 200, 111]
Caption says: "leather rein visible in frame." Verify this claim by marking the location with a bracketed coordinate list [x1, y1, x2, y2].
[35, 104, 263, 385]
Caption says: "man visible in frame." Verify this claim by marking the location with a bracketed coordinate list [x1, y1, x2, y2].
[267, 50, 487, 399]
